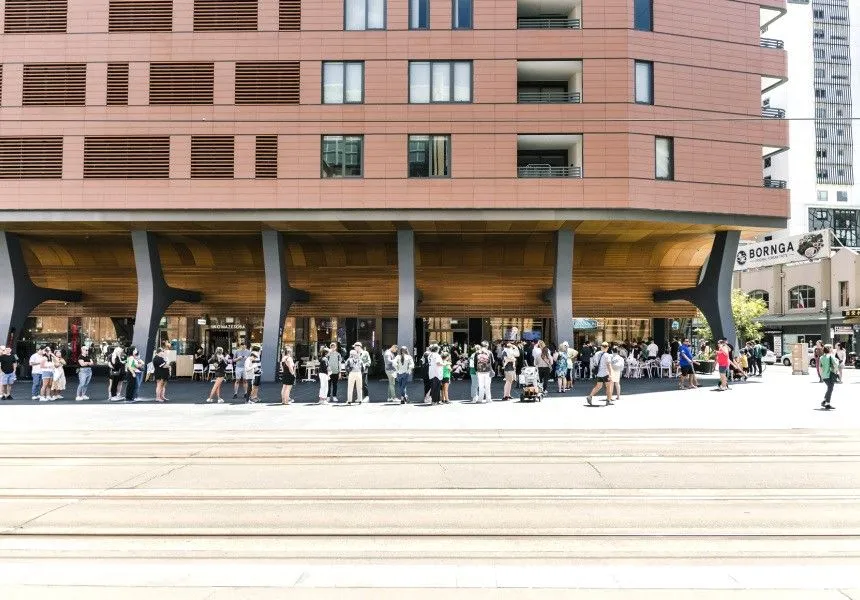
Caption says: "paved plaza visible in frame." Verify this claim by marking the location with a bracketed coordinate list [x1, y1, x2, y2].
[0, 365, 858, 598]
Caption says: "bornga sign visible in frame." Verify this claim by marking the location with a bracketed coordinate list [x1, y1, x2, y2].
[734, 230, 830, 272]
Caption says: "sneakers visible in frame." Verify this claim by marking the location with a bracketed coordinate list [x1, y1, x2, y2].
[75, 396, 84, 402]
[364, 396, 370, 403]
[31, 395, 39, 401]
[206, 398, 214, 403]
[233, 393, 238, 399]
[822, 400, 835, 410]
[586, 395, 593, 406]
[217, 398, 225, 404]
[38, 396, 50, 402]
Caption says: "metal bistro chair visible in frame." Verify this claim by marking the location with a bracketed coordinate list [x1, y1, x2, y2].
[224, 363, 234, 382]
[192, 363, 205, 381]
[303, 360, 319, 383]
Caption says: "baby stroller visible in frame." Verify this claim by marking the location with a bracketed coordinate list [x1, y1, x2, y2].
[518, 366, 543, 402]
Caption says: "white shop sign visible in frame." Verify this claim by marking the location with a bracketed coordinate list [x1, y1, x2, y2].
[734, 230, 830, 271]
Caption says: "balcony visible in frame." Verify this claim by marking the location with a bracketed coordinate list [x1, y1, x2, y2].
[517, 61, 583, 104]
[518, 0, 581, 29]
[517, 134, 583, 179]
[762, 106, 786, 118]
[763, 178, 786, 189]
[760, 37, 784, 49]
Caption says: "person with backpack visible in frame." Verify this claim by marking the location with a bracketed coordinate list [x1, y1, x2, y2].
[474, 346, 493, 404]
[819, 344, 840, 410]
[585, 342, 613, 406]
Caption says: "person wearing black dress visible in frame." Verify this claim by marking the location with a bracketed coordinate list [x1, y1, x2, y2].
[206, 347, 228, 403]
[153, 346, 171, 403]
[280, 347, 296, 405]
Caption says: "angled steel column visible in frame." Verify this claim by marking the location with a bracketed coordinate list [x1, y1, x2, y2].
[0, 232, 83, 347]
[551, 230, 575, 347]
[131, 231, 202, 362]
[653, 230, 740, 346]
[397, 229, 417, 352]
[261, 230, 309, 383]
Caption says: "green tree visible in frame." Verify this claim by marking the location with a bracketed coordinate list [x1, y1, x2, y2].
[696, 288, 767, 344]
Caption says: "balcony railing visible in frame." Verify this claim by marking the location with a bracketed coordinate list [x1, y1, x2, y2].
[517, 17, 581, 29]
[518, 164, 583, 178]
[760, 37, 784, 49]
[761, 106, 786, 118]
[518, 90, 582, 103]
[763, 178, 786, 188]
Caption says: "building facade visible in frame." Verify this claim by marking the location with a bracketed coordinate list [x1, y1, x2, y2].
[0, 0, 788, 379]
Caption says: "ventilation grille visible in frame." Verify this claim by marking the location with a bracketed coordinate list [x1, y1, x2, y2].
[0, 137, 63, 179]
[256, 136, 278, 179]
[194, 0, 257, 31]
[4, 0, 67, 33]
[108, 0, 173, 32]
[106, 63, 129, 106]
[22, 64, 86, 106]
[235, 62, 300, 105]
[84, 137, 170, 179]
[191, 136, 234, 178]
[149, 63, 214, 105]
[279, 0, 300, 31]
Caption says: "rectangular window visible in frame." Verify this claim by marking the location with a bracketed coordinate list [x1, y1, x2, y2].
[655, 137, 673, 180]
[321, 135, 363, 178]
[22, 64, 86, 106]
[634, 60, 653, 104]
[235, 61, 300, 105]
[106, 63, 129, 106]
[322, 62, 364, 104]
[410, 0, 429, 29]
[190, 136, 234, 179]
[108, 1, 172, 32]
[452, 0, 472, 28]
[4, 0, 67, 33]
[818, 190, 828, 202]
[838, 191, 848, 202]
[634, 0, 652, 31]
[0, 137, 63, 179]
[839, 281, 850, 306]
[149, 62, 214, 105]
[409, 61, 472, 103]
[83, 136, 170, 179]
[408, 135, 451, 178]
[345, 0, 385, 30]
[255, 135, 278, 179]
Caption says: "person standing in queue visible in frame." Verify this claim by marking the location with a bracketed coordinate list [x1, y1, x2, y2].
[152, 346, 170, 403]
[108, 346, 125, 401]
[393, 346, 414, 404]
[124, 347, 142, 402]
[279, 347, 296, 405]
[232, 343, 250, 400]
[345, 349, 364, 405]
[317, 347, 330, 404]
[325, 342, 342, 402]
[384, 344, 398, 403]
[206, 347, 228, 403]
[0, 346, 18, 400]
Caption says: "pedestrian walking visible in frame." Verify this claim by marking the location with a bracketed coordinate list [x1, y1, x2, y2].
[345, 349, 363, 404]
[393, 346, 414, 404]
[585, 342, 612, 406]
[325, 342, 342, 401]
[678, 338, 696, 389]
[232, 343, 250, 399]
[384, 344, 398, 402]
[820, 344, 840, 410]
[835, 342, 847, 382]
[608, 346, 625, 401]
[813, 340, 824, 382]
[317, 347, 331, 404]
[206, 347, 228, 403]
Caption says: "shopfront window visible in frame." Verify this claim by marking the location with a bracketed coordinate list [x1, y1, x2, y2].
[789, 285, 816, 309]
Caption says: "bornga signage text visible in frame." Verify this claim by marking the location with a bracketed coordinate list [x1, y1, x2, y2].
[734, 230, 830, 272]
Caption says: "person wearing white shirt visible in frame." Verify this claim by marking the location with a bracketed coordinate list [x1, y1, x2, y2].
[426, 344, 443, 404]
[647, 340, 659, 360]
[28, 347, 44, 401]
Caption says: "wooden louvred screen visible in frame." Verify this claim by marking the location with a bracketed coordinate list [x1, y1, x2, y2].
[83, 137, 170, 179]
[149, 63, 214, 105]
[108, 0, 173, 32]
[191, 136, 234, 179]
[279, 0, 300, 31]
[0, 137, 63, 179]
[193, 0, 257, 31]
[255, 136, 278, 179]
[22, 64, 86, 106]
[235, 62, 300, 105]
[106, 63, 130, 106]
[4, 0, 67, 33]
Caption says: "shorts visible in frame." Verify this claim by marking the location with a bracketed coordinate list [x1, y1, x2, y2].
[680, 365, 693, 376]
[442, 377, 450, 384]
[41, 372, 53, 381]
[234, 368, 245, 379]
[0, 373, 14, 385]
[718, 366, 728, 374]
[596, 375, 609, 383]
[253, 375, 261, 387]
[504, 370, 515, 382]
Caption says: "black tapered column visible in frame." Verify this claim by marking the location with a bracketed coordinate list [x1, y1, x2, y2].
[653, 230, 740, 345]
[0, 232, 83, 347]
[261, 230, 309, 383]
[130, 231, 202, 362]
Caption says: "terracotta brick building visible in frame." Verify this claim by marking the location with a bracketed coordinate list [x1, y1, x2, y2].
[0, 0, 789, 379]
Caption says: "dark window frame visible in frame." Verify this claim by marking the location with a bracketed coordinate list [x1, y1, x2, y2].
[634, 0, 653, 31]
[788, 285, 817, 310]
[748, 289, 770, 309]
[409, 0, 429, 29]
[655, 136, 674, 180]
[321, 61, 365, 104]
[408, 60, 473, 104]
[452, 0, 473, 29]
[321, 135, 364, 178]
[407, 134, 452, 178]
[634, 60, 654, 105]
[344, 0, 387, 30]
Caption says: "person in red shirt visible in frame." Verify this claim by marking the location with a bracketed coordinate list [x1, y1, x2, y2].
[715, 341, 731, 391]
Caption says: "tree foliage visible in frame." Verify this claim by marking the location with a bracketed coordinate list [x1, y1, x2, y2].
[696, 288, 768, 344]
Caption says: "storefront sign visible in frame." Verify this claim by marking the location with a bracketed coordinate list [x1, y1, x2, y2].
[843, 309, 860, 318]
[833, 326, 854, 335]
[734, 230, 829, 271]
